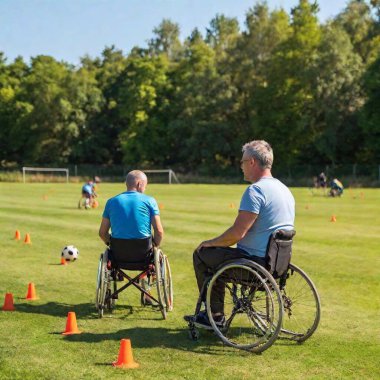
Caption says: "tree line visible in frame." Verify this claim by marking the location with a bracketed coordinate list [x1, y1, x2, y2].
[1, 0, 379, 176]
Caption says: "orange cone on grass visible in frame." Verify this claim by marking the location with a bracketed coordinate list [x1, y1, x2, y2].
[62, 312, 82, 335]
[330, 215, 337, 222]
[2, 293, 16, 311]
[14, 230, 21, 240]
[60, 257, 68, 265]
[25, 282, 38, 300]
[112, 339, 139, 368]
[24, 233, 32, 244]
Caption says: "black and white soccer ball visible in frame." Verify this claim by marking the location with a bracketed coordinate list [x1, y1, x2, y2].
[61, 245, 79, 262]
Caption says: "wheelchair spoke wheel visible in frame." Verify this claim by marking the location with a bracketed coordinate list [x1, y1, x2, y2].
[206, 263, 283, 353]
[280, 263, 321, 342]
[154, 248, 167, 319]
[163, 255, 173, 312]
[95, 253, 108, 318]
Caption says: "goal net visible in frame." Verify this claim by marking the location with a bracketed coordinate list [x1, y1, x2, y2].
[142, 169, 180, 184]
[22, 167, 69, 183]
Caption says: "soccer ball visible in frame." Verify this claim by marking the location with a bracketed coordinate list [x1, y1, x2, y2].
[61, 245, 79, 262]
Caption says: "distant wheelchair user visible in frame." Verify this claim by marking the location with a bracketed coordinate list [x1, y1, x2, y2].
[185, 140, 320, 353]
[79, 179, 98, 209]
[329, 178, 344, 197]
[96, 170, 173, 319]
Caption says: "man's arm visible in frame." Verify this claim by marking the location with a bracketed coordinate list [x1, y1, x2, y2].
[99, 217, 111, 244]
[151, 214, 164, 247]
[197, 211, 258, 251]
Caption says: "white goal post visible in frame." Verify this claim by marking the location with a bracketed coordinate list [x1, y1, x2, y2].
[142, 169, 180, 184]
[22, 167, 69, 183]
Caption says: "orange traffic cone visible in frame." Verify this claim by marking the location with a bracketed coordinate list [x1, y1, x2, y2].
[24, 233, 32, 244]
[62, 312, 82, 335]
[2, 293, 16, 311]
[25, 282, 38, 300]
[14, 230, 21, 240]
[60, 257, 68, 265]
[158, 203, 164, 210]
[330, 215, 337, 222]
[112, 339, 139, 368]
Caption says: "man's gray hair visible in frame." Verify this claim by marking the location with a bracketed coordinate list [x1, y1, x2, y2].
[126, 170, 147, 188]
[242, 140, 273, 169]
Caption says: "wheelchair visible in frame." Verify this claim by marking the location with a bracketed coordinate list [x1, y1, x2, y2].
[186, 230, 321, 353]
[95, 237, 173, 319]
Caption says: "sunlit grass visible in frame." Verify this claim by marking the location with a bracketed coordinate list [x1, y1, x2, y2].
[0, 183, 379, 379]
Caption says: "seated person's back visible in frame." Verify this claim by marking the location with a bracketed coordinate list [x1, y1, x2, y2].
[99, 170, 164, 264]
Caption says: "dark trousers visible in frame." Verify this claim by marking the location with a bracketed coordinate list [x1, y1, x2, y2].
[193, 247, 267, 314]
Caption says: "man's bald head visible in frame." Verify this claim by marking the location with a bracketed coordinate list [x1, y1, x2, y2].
[126, 170, 148, 192]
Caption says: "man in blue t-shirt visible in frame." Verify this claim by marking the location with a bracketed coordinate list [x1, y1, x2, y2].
[188, 140, 295, 329]
[98, 170, 164, 247]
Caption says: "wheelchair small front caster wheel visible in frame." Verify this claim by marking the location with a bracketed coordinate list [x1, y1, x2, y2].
[189, 328, 199, 341]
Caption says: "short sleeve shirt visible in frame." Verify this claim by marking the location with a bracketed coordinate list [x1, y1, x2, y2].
[102, 191, 160, 239]
[237, 177, 295, 258]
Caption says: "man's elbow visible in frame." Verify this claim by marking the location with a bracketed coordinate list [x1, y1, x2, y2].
[99, 229, 106, 241]
[233, 228, 247, 242]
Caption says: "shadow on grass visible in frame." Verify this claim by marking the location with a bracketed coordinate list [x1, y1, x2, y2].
[65, 326, 233, 356]
[15, 301, 101, 319]
[14, 301, 168, 321]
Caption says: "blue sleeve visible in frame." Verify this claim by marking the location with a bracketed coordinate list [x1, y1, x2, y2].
[148, 197, 160, 216]
[239, 185, 265, 214]
[102, 199, 110, 219]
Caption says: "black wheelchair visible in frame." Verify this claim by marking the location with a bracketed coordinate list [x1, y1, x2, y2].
[186, 230, 321, 353]
[95, 237, 173, 319]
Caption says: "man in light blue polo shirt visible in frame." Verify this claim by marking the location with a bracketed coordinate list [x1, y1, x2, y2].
[189, 140, 295, 329]
[98, 170, 164, 247]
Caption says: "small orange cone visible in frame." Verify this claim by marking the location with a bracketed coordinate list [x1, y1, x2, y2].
[14, 230, 21, 240]
[330, 215, 337, 222]
[24, 233, 32, 244]
[2, 293, 16, 311]
[158, 203, 164, 210]
[60, 257, 68, 265]
[25, 282, 38, 300]
[112, 339, 139, 369]
[62, 312, 82, 335]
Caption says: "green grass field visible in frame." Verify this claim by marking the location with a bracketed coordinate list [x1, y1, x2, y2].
[0, 182, 379, 380]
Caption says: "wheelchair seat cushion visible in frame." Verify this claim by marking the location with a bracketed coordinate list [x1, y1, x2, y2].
[109, 237, 153, 270]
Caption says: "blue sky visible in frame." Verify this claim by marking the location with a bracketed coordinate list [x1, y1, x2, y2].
[0, 0, 350, 65]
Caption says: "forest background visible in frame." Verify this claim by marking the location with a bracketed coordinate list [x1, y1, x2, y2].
[1, 0, 380, 182]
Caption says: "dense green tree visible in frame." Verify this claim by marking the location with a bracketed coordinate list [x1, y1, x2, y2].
[359, 53, 380, 162]
[1, 1, 380, 175]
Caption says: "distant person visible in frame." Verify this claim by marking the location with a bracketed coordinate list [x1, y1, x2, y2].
[318, 172, 327, 188]
[79, 180, 97, 209]
[330, 178, 344, 197]
[185, 140, 295, 329]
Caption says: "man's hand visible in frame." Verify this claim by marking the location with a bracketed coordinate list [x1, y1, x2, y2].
[196, 239, 215, 252]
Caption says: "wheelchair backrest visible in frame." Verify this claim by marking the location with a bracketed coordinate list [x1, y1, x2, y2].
[266, 229, 296, 278]
[110, 237, 153, 270]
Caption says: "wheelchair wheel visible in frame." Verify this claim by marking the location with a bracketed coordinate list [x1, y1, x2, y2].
[153, 247, 167, 319]
[95, 253, 107, 318]
[280, 263, 321, 342]
[95, 252, 108, 318]
[163, 255, 173, 312]
[206, 262, 283, 353]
